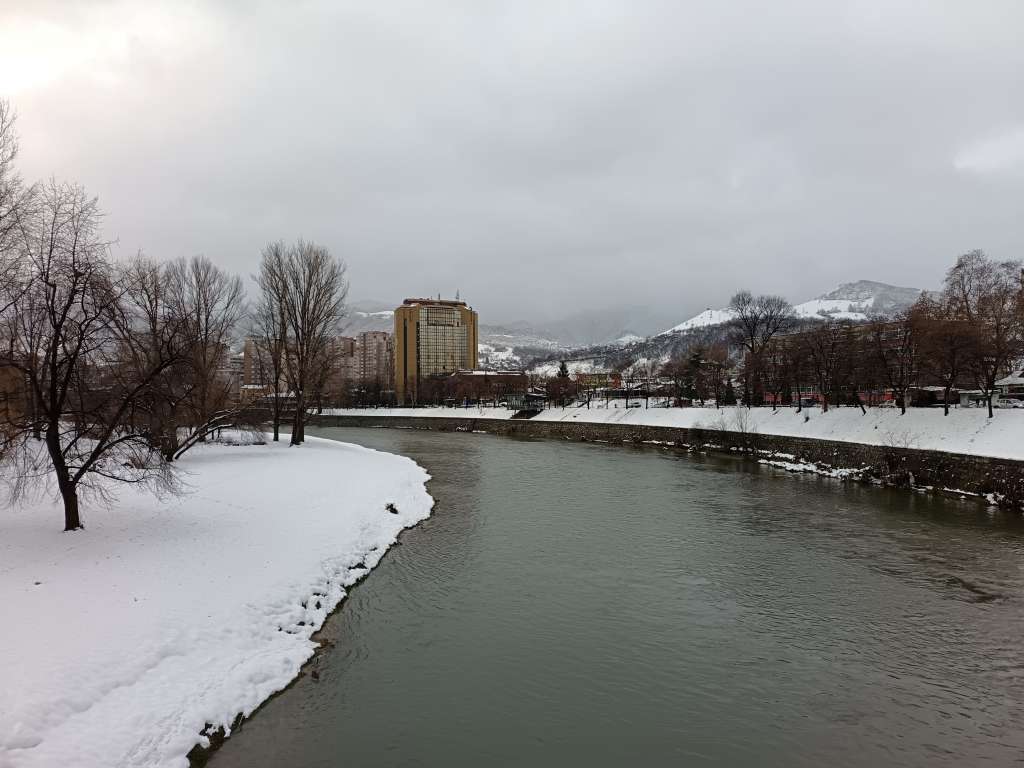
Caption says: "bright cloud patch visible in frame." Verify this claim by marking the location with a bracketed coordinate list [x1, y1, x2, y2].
[954, 128, 1024, 175]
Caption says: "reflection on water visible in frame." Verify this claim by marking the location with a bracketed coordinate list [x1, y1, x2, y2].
[208, 429, 1024, 768]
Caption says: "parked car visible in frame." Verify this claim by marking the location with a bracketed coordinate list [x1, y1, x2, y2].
[994, 399, 1023, 409]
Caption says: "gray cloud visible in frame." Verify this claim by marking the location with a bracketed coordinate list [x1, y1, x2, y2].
[4, 0, 1024, 323]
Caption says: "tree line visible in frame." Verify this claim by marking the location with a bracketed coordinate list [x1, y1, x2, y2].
[0, 101, 348, 530]
[666, 251, 1023, 417]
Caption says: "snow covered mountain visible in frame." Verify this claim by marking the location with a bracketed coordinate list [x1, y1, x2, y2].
[816, 280, 927, 316]
[658, 280, 925, 336]
[523, 280, 929, 377]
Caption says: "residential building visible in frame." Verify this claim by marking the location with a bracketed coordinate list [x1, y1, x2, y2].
[241, 337, 266, 388]
[356, 331, 393, 388]
[573, 371, 622, 390]
[0, 364, 26, 429]
[447, 369, 527, 402]
[996, 369, 1024, 399]
[241, 335, 359, 405]
[394, 298, 478, 404]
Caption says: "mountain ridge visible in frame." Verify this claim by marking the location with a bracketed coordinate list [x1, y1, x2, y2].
[659, 279, 927, 336]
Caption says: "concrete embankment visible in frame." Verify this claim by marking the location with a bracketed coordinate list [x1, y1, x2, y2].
[311, 412, 1024, 510]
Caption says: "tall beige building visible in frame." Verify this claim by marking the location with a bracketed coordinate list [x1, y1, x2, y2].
[394, 298, 478, 404]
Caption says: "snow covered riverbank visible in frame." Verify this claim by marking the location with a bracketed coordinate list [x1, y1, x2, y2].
[0, 435, 433, 768]
[322, 406, 1024, 462]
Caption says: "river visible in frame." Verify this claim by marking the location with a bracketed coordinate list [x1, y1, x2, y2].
[207, 427, 1024, 767]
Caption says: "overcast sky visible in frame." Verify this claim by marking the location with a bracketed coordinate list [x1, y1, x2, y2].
[2, 1, 1023, 323]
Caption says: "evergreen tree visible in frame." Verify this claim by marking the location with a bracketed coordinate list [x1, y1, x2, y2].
[683, 347, 704, 402]
[722, 378, 737, 406]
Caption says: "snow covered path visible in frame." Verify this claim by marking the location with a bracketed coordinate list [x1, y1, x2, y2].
[322, 405, 1024, 461]
[0, 436, 433, 768]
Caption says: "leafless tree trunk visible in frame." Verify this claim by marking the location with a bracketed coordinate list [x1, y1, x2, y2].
[251, 318, 286, 442]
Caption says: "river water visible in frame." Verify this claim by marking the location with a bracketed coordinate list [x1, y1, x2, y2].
[208, 427, 1024, 767]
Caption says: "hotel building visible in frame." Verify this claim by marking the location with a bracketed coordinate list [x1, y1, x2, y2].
[394, 298, 478, 404]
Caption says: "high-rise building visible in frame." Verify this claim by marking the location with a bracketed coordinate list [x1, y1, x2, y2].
[327, 336, 358, 388]
[394, 298, 478, 404]
[241, 335, 360, 404]
[356, 331, 393, 389]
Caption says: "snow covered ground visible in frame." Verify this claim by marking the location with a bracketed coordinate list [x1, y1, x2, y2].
[0, 435, 433, 768]
[322, 405, 1024, 461]
[528, 358, 607, 377]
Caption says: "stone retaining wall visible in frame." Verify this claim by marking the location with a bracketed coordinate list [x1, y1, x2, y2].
[311, 413, 1024, 510]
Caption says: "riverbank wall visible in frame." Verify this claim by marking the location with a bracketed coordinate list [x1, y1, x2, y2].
[311, 411, 1024, 510]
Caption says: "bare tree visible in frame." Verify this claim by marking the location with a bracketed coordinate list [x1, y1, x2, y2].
[914, 294, 974, 415]
[163, 255, 245, 459]
[703, 343, 731, 407]
[0, 100, 36, 313]
[761, 338, 791, 411]
[944, 250, 1024, 417]
[729, 291, 794, 406]
[800, 320, 847, 412]
[0, 182, 183, 530]
[841, 325, 876, 414]
[257, 240, 348, 444]
[784, 338, 808, 413]
[119, 254, 191, 460]
[869, 312, 918, 415]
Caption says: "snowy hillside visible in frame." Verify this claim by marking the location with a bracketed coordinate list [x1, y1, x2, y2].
[818, 280, 927, 315]
[344, 301, 395, 335]
[659, 280, 924, 336]
[661, 308, 737, 334]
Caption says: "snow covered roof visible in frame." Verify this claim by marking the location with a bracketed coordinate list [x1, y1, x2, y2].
[996, 371, 1024, 386]
[455, 369, 526, 376]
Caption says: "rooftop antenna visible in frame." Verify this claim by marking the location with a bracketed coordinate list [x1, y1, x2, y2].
[456, 289, 460, 301]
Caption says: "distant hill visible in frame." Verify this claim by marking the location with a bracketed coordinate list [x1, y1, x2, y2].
[658, 280, 926, 336]
[527, 280, 929, 375]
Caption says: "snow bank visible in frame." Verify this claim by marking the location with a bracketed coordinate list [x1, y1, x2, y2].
[0, 435, 433, 768]
[323, 406, 1024, 461]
